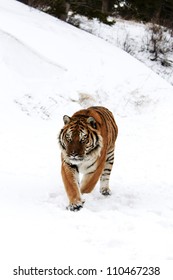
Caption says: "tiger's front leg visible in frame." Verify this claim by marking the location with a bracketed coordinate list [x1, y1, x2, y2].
[100, 148, 115, 196]
[61, 161, 83, 211]
[80, 160, 105, 194]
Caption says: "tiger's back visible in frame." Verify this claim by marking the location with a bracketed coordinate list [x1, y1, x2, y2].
[58, 106, 118, 211]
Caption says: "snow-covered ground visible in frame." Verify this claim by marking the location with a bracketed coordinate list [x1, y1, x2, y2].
[0, 0, 173, 279]
[77, 16, 173, 86]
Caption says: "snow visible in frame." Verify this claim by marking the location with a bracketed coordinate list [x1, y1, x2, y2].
[0, 0, 173, 278]
[78, 16, 173, 86]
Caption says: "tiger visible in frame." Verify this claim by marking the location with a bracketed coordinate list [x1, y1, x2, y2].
[58, 106, 118, 211]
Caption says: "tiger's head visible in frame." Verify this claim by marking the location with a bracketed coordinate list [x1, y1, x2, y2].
[59, 115, 103, 164]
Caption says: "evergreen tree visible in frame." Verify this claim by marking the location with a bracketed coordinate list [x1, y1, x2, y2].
[27, 0, 69, 20]
[18, 0, 173, 28]
[160, 0, 173, 27]
[69, 1, 114, 24]
[26, 0, 115, 24]
[17, 0, 29, 4]
[114, 0, 173, 27]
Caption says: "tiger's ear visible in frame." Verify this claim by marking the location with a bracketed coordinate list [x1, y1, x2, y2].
[87, 116, 97, 129]
[63, 115, 71, 125]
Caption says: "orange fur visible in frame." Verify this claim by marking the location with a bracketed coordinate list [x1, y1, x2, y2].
[58, 106, 118, 211]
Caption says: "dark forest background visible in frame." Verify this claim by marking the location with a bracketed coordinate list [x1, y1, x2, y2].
[17, 0, 173, 28]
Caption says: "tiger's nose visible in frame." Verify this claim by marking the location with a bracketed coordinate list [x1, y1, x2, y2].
[69, 151, 79, 158]
[69, 151, 83, 161]
[71, 150, 78, 156]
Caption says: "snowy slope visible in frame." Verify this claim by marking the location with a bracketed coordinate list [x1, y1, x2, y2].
[0, 0, 173, 278]
[78, 16, 173, 86]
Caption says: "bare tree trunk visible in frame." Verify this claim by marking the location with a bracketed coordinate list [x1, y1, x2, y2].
[59, 2, 70, 21]
[65, 2, 70, 17]
[102, 0, 109, 14]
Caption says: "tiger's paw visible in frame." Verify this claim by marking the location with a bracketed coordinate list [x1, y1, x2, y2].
[66, 200, 85, 212]
[100, 188, 111, 196]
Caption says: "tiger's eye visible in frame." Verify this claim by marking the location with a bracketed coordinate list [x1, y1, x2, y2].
[81, 135, 87, 142]
[65, 133, 71, 142]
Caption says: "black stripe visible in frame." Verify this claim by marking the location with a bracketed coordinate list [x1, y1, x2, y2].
[107, 149, 114, 155]
[65, 161, 79, 173]
[102, 173, 111, 176]
[93, 131, 99, 143]
[90, 133, 94, 144]
[106, 155, 114, 162]
[86, 143, 100, 155]
[108, 162, 114, 165]
[86, 171, 95, 175]
[87, 159, 97, 169]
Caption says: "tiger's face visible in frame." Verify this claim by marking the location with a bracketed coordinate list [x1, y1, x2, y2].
[59, 115, 102, 164]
